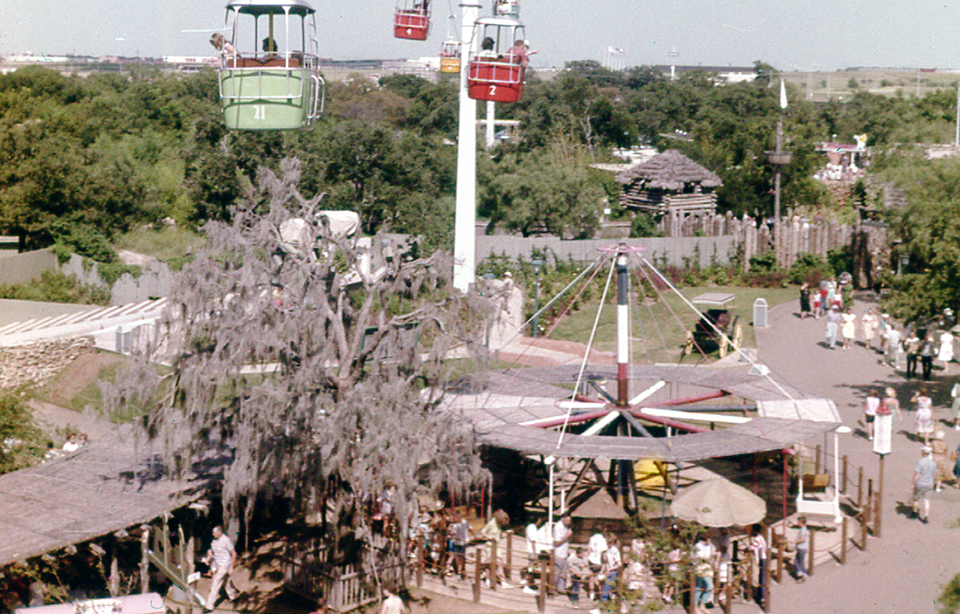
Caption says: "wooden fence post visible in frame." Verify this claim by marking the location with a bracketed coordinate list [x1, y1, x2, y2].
[762, 555, 770, 613]
[537, 557, 547, 613]
[840, 517, 847, 565]
[722, 568, 732, 614]
[776, 532, 784, 583]
[473, 548, 482, 602]
[548, 551, 555, 596]
[491, 539, 499, 590]
[874, 484, 883, 539]
[815, 445, 822, 475]
[807, 531, 815, 577]
[416, 534, 424, 588]
[861, 494, 870, 551]
[857, 466, 863, 509]
[505, 531, 513, 581]
[688, 570, 697, 614]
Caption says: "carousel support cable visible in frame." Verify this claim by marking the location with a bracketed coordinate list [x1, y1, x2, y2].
[639, 256, 797, 405]
[558, 256, 617, 447]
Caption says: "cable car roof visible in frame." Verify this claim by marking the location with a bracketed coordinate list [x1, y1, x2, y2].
[226, 0, 316, 16]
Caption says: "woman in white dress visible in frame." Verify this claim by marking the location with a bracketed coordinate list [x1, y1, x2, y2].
[939, 330, 954, 375]
[841, 308, 857, 351]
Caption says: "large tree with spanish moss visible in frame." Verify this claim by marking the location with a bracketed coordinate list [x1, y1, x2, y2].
[104, 158, 492, 567]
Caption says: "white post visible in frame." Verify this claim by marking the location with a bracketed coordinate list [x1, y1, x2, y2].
[453, 3, 481, 293]
[832, 429, 842, 523]
[486, 100, 496, 148]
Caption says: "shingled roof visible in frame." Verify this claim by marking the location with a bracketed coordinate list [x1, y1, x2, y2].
[615, 150, 723, 190]
[0, 425, 217, 566]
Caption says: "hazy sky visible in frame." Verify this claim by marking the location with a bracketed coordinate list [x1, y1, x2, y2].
[4, 0, 960, 71]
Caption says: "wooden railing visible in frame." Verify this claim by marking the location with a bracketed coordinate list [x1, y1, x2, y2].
[281, 543, 404, 614]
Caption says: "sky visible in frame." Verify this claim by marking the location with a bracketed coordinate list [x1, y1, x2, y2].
[4, 0, 960, 72]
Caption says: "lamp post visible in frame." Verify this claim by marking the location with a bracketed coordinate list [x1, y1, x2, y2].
[531, 258, 544, 337]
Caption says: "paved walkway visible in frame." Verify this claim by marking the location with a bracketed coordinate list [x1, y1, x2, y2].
[755, 295, 958, 614]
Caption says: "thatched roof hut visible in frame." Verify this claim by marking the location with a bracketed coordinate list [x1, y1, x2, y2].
[616, 149, 722, 192]
[615, 150, 723, 235]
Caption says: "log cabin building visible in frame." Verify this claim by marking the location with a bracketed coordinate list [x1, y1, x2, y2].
[615, 149, 723, 236]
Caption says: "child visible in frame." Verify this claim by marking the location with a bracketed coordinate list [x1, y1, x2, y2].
[567, 546, 589, 605]
[379, 581, 408, 614]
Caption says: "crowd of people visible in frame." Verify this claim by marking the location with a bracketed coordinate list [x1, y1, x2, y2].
[800, 279, 960, 527]
[800, 280, 955, 382]
[407, 504, 781, 611]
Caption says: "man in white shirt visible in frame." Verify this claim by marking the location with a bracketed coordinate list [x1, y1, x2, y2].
[586, 531, 607, 600]
[553, 515, 573, 596]
[204, 526, 239, 610]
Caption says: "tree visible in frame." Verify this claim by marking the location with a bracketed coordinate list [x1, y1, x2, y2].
[0, 394, 49, 475]
[479, 141, 605, 237]
[104, 158, 491, 567]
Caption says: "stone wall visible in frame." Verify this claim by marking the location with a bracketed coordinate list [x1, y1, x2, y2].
[0, 337, 93, 390]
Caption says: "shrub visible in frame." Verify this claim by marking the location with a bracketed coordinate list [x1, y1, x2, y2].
[788, 252, 829, 285]
[748, 251, 778, 273]
[630, 212, 663, 238]
[0, 270, 111, 305]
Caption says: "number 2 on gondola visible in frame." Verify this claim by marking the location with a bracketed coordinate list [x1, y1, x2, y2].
[253, 105, 266, 120]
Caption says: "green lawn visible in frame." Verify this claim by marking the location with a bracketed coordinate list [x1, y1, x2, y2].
[116, 226, 206, 262]
[545, 285, 799, 365]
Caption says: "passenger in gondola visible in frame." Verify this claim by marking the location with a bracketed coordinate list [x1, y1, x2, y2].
[209, 33, 237, 60]
[262, 36, 278, 59]
[506, 39, 534, 66]
[412, 0, 429, 13]
[478, 36, 498, 58]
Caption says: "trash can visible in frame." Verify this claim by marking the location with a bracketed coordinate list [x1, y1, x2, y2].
[753, 298, 769, 328]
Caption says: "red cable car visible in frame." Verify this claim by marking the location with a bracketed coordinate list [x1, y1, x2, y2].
[394, 0, 430, 40]
[467, 17, 527, 103]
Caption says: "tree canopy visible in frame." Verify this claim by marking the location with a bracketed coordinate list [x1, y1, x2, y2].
[103, 159, 492, 561]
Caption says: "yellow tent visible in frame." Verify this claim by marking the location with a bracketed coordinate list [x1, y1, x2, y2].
[634, 459, 672, 489]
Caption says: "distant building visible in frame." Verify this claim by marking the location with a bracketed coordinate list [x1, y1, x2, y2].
[653, 64, 756, 84]
[615, 149, 723, 235]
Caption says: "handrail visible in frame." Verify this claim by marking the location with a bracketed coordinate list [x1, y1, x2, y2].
[309, 73, 326, 121]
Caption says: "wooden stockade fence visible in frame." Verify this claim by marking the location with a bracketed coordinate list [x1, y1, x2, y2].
[662, 211, 889, 283]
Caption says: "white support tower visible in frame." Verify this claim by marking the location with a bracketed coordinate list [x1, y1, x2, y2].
[453, 2, 481, 293]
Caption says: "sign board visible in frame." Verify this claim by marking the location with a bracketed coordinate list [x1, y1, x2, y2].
[16, 594, 166, 614]
[874, 412, 893, 455]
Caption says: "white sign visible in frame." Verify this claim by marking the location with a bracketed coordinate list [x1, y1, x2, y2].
[874, 412, 893, 455]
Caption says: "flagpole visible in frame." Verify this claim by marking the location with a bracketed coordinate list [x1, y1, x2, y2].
[774, 78, 787, 226]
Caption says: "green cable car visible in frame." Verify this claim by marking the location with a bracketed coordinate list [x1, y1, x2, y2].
[214, 0, 324, 130]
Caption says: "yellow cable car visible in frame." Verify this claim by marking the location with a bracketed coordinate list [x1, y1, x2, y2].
[213, 0, 324, 130]
[439, 37, 461, 74]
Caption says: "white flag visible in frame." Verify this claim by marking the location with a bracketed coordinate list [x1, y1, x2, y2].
[779, 78, 788, 110]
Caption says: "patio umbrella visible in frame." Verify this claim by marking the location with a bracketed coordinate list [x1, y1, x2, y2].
[669, 478, 766, 527]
